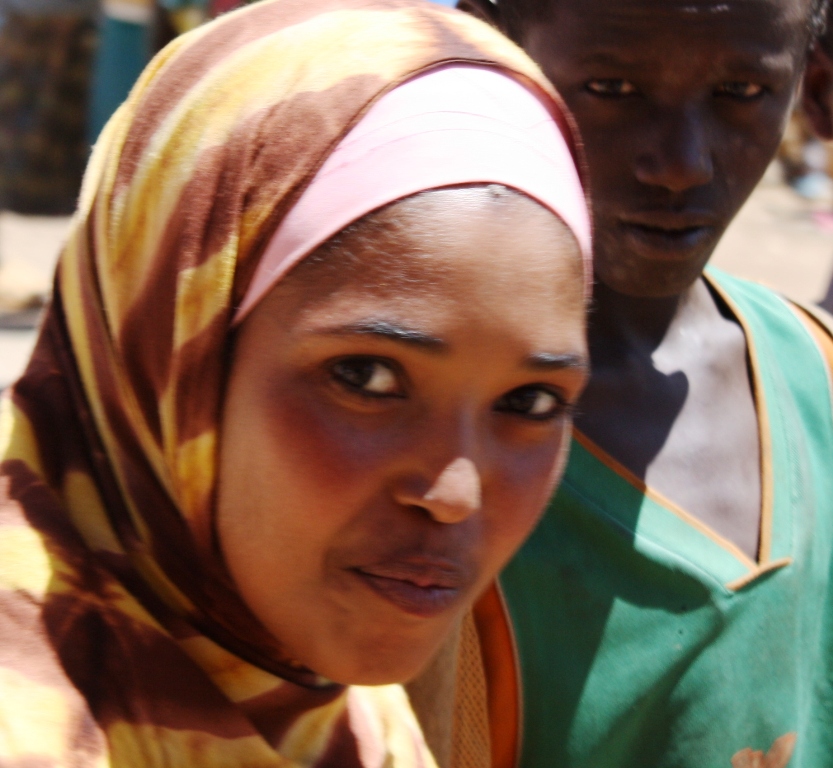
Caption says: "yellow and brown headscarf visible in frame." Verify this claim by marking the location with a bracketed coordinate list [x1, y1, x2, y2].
[0, 1, 575, 765]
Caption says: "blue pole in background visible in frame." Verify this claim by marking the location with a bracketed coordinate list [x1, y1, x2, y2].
[87, 0, 458, 143]
[88, 14, 150, 142]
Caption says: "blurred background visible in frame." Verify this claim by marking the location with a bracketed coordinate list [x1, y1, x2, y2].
[0, 0, 830, 389]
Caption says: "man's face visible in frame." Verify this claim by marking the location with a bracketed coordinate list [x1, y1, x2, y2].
[515, 0, 811, 297]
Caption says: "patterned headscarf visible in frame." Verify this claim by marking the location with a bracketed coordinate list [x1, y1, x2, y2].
[0, 1, 582, 765]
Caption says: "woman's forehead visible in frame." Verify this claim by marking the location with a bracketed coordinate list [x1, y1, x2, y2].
[254, 193, 583, 340]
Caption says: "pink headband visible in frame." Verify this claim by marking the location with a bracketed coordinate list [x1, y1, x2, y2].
[234, 65, 591, 323]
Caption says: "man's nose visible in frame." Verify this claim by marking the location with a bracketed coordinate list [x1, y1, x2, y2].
[394, 456, 483, 524]
[635, 106, 714, 192]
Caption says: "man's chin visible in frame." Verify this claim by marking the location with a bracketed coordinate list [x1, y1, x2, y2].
[593, 252, 716, 300]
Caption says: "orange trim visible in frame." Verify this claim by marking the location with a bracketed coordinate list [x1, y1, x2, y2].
[706, 274, 774, 565]
[572, 429, 757, 570]
[473, 581, 521, 768]
[788, 302, 833, 409]
[725, 557, 792, 592]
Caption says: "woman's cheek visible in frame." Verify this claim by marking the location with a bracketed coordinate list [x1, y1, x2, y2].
[264, 387, 411, 498]
[486, 422, 572, 556]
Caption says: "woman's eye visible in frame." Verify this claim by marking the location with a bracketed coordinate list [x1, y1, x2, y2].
[496, 386, 567, 421]
[715, 82, 765, 100]
[585, 78, 639, 97]
[331, 358, 403, 397]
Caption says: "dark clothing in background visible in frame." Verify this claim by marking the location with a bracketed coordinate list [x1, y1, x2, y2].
[0, 12, 96, 214]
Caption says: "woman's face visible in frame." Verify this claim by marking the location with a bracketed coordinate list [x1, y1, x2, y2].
[216, 189, 588, 685]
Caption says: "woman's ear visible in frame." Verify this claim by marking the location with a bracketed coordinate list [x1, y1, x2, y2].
[456, 0, 502, 29]
[803, 43, 833, 140]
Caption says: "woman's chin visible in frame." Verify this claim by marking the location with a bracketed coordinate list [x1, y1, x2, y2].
[323, 656, 434, 687]
[296, 633, 446, 687]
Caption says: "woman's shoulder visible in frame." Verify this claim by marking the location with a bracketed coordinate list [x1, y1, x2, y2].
[0, 584, 108, 767]
[0, 416, 107, 764]
[0, 393, 113, 765]
[0, 503, 109, 767]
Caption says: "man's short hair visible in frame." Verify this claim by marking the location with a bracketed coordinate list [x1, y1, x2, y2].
[494, 0, 830, 46]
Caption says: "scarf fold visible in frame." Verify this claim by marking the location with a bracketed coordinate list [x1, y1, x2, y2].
[0, 1, 582, 765]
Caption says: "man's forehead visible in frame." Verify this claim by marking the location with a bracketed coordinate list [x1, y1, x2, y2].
[533, 0, 812, 54]
[540, 0, 811, 29]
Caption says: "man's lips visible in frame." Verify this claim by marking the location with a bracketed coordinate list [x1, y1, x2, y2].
[351, 559, 468, 618]
[621, 211, 718, 230]
[617, 213, 718, 258]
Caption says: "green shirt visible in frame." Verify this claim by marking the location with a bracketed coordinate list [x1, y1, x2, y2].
[501, 269, 833, 768]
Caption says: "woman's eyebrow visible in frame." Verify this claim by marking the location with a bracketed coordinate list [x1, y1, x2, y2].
[315, 320, 447, 350]
[525, 352, 588, 371]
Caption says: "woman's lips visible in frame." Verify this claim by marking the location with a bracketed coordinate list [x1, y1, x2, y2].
[351, 560, 467, 618]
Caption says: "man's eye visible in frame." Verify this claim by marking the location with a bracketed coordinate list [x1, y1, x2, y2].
[495, 386, 568, 421]
[332, 358, 403, 397]
[585, 79, 639, 97]
[715, 82, 765, 100]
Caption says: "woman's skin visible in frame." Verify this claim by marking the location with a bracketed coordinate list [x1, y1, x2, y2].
[216, 187, 587, 689]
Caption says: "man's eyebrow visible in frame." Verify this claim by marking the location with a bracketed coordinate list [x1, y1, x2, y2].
[525, 352, 588, 371]
[315, 320, 446, 350]
[577, 50, 642, 68]
[580, 48, 791, 76]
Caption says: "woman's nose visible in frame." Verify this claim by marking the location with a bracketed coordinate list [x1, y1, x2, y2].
[395, 457, 483, 524]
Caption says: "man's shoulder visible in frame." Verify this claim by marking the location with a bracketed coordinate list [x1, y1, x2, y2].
[707, 267, 833, 353]
[706, 267, 792, 311]
[784, 297, 833, 341]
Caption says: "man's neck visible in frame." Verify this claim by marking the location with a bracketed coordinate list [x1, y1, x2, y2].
[586, 277, 721, 369]
[576, 271, 763, 559]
